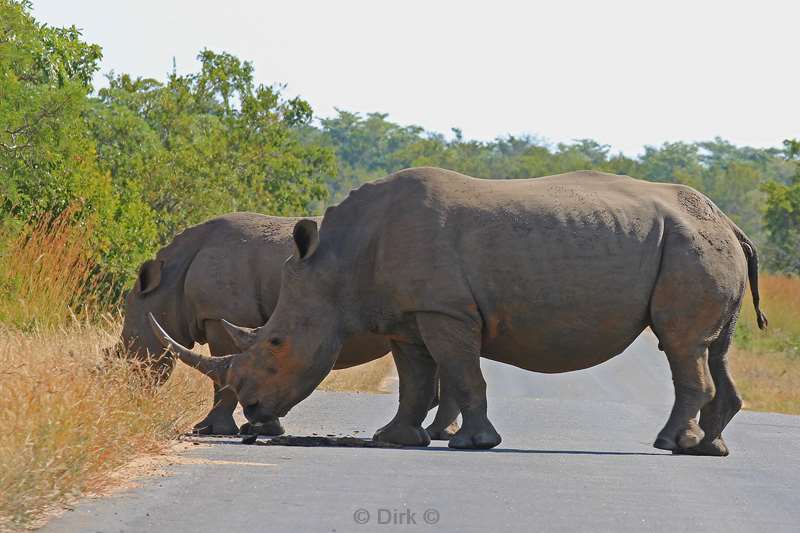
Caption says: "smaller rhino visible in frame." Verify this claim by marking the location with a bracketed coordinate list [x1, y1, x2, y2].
[112, 212, 461, 437]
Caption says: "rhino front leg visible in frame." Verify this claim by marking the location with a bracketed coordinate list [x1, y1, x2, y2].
[425, 377, 461, 440]
[373, 341, 436, 447]
[193, 384, 239, 435]
[190, 320, 242, 436]
[417, 313, 501, 450]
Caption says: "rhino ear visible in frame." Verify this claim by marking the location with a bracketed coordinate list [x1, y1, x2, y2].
[136, 260, 163, 295]
[293, 219, 319, 260]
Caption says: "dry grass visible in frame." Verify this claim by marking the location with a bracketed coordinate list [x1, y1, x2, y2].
[0, 207, 113, 330]
[0, 208, 209, 530]
[729, 348, 800, 414]
[318, 355, 396, 393]
[0, 323, 210, 531]
[731, 274, 800, 414]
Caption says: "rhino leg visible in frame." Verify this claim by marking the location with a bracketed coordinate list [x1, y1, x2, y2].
[649, 234, 743, 455]
[417, 313, 501, 450]
[653, 355, 712, 453]
[192, 320, 240, 435]
[193, 385, 240, 435]
[677, 316, 742, 457]
[652, 340, 716, 453]
[425, 377, 461, 440]
[373, 341, 436, 447]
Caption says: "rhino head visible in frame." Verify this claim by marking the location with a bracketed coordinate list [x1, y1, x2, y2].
[149, 219, 347, 423]
[106, 258, 177, 384]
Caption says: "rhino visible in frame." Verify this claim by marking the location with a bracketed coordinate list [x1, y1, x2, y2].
[114, 211, 460, 437]
[151, 168, 767, 456]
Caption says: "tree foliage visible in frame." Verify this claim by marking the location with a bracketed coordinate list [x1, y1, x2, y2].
[1, 0, 797, 311]
[1, 1, 334, 297]
[762, 140, 800, 273]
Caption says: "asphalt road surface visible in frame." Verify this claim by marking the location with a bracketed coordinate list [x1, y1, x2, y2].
[44, 332, 800, 532]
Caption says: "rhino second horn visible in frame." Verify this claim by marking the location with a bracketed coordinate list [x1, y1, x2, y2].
[220, 319, 260, 351]
[147, 313, 231, 385]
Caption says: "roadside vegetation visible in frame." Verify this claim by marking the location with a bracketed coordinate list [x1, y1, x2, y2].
[732, 276, 800, 414]
[0, 324, 209, 530]
[0, 197, 210, 530]
[0, 0, 798, 529]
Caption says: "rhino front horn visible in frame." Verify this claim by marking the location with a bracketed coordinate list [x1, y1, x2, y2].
[147, 313, 232, 385]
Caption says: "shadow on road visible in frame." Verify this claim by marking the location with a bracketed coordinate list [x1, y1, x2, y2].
[416, 446, 667, 456]
[185, 435, 668, 456]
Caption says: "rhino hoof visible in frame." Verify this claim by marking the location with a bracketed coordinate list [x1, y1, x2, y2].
[653, 420, 716, 456]
[674, 437, 730, 457]
[448, 428, 501, 449]
[677, 420, 705, 449]
[425, 421, 460, 441]
[653, 436, 677, 451]
[240, 419, 285, 436]
[373, 422, 431, 447]
[193, 419, 239, 436]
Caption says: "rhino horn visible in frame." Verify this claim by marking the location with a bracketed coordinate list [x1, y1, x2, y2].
[220, 319, 260, 351]
[147, 313, 231, 385]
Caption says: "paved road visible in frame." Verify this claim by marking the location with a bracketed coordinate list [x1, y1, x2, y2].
[45, 332, 800, 532]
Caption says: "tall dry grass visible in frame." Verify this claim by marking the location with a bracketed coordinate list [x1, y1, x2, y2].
[731, 275, 800, 414]
[0, 208, 209, 530]
[0, 207, 113, 330]
[0, 323, 210, 530]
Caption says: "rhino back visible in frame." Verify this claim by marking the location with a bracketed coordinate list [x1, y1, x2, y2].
[323, 168, 742, 372]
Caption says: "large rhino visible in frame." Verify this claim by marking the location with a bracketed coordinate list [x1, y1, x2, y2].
[152, 168, 767, 456]
[115, 211, 460, 437]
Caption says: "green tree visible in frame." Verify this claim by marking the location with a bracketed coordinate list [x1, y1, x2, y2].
[93, 51, 335, 242]
[0, 0, 154, 288]
[762, 139, 800, 273]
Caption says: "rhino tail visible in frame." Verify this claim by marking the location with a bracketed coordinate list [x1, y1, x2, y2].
[728, 222, 768, 330]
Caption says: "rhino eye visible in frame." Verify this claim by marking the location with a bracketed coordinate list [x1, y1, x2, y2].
[269, 337, 282, 347]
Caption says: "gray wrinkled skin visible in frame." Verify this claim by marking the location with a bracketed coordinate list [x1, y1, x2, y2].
[117, 213, 460, 437]
[163, 168, 766, 455]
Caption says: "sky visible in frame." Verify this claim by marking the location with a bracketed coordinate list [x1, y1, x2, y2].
[32, 0, 799, 156]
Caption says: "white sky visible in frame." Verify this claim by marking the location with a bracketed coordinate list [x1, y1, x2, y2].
[32, 0, 799, 156]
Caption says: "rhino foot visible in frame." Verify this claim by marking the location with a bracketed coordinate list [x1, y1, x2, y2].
[193, 418, 239, 436]
[240, 419, 285, 436]
[425, 420, 460, 441]
[373, 421, 431, 447]
[673, 437, 730, 457]
[654, 419, 705, 452]
[448, 426, 501, 450]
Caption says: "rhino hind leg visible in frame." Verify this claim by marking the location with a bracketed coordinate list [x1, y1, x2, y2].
[652, 350, 713, 453]
[373, 341, 436, 447]
[417, 313, 501, 450]
[649, 235, 743, 456]
[676, 314, 743, 457]
[425, 377, 461, 440]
